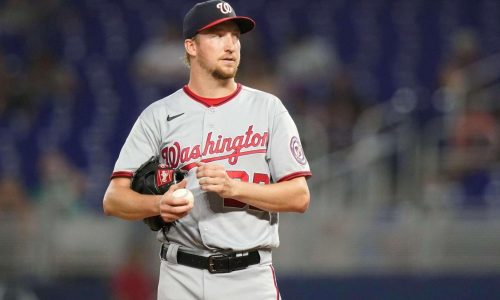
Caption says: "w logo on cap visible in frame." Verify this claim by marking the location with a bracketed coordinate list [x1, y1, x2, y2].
[216, 2, 232, 14]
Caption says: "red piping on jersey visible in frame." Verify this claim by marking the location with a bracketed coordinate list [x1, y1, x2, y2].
[179, 149, 267, 172]
[183, 84, 242, 107]
[270, 265, 280, 300]
[203, 149, 267, 164]
[277, 171, 312, 182]
[181, 162, 199, 172]
[181, 149, 267, 171]
[110, 171, 133, 179]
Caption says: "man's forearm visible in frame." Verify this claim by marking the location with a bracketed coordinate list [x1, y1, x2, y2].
[231, 177, 310, 213]
[103, 179, 160, 220]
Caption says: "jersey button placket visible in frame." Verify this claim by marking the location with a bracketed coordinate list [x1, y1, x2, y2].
[207, 107, 216, 128]
[201, 107, 216, 152]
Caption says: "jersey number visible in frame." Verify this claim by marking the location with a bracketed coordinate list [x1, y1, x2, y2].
[224, 171, 270, 211]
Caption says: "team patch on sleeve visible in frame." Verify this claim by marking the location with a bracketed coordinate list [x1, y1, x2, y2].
[156, 165, 175, 187]
[290, 136, 307, 165]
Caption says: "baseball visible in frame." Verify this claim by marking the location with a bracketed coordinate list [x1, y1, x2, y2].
[172, 188, 194, 205]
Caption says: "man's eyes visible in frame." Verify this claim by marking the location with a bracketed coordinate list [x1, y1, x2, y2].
[210, 32, 240, 38]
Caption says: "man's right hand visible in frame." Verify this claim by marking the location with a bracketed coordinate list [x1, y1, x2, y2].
[159, 179, 193, 222]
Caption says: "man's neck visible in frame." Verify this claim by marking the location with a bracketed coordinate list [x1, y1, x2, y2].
[187, 72, 238, 98]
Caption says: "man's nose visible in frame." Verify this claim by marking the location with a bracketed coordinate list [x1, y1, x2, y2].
[223, 34, 237, 51]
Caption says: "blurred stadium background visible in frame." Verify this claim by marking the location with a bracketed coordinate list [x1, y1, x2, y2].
[1, 0, 500, 299]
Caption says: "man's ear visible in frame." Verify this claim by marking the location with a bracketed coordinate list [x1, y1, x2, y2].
[185, 39, 197, 57]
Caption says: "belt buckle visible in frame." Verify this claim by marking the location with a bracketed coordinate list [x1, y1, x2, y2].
[208, 253, 229, 274]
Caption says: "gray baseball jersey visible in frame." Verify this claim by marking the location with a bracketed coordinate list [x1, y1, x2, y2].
[111, 84, 311, 252]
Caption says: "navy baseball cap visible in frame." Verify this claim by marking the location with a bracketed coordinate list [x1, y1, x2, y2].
[183, 0, 255, 39]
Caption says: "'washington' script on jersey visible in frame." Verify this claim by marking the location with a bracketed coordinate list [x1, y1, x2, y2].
[162, 125, 268, 168]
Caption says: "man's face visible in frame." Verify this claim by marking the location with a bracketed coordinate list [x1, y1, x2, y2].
[194, 21, 241, 80]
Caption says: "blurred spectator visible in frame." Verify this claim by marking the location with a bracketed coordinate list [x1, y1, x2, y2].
[0, 0, 38, 35]
[0, 176, 34, 277]
[110, 246, 156, 300]
[452, 110, 498, 150]
[326, 70, 366, 152]
[443, 107, 500, 209]
[432, 27, 500, 210]
[0, 176, 32, 226]
[435, 28, 481, 111]
[133, 23, 188, 87]
[0, 49, 77, 128]
[0, 51, 13, 117]
[34, 150, 87, 216]
[0, 49, 29, 121]
[27, 49, 77, 101]
[277, 32, 339, 99]
[439, 28, 481, 84]
[286, 89, 330, 162]
[0, 0, 62, 39]
[237, 30, 281, 96]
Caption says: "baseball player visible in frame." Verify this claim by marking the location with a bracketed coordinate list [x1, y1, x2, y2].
[103, 1, 312, 299]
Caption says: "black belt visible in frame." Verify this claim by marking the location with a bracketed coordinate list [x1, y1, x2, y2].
[160, 245, 260, 274]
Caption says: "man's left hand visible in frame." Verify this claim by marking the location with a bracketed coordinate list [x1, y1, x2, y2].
[196, 162, 236, 198]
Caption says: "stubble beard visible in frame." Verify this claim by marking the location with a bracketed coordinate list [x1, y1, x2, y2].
[212, 66, 239, 80]
[199, 56, 240, 80]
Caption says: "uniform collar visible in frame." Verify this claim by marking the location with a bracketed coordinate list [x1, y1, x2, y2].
[183, 83, 242, 107]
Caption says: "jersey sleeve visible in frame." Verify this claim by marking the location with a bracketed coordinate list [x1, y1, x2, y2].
[111, 107, 162, 178]
[267, 101, 312, 183]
